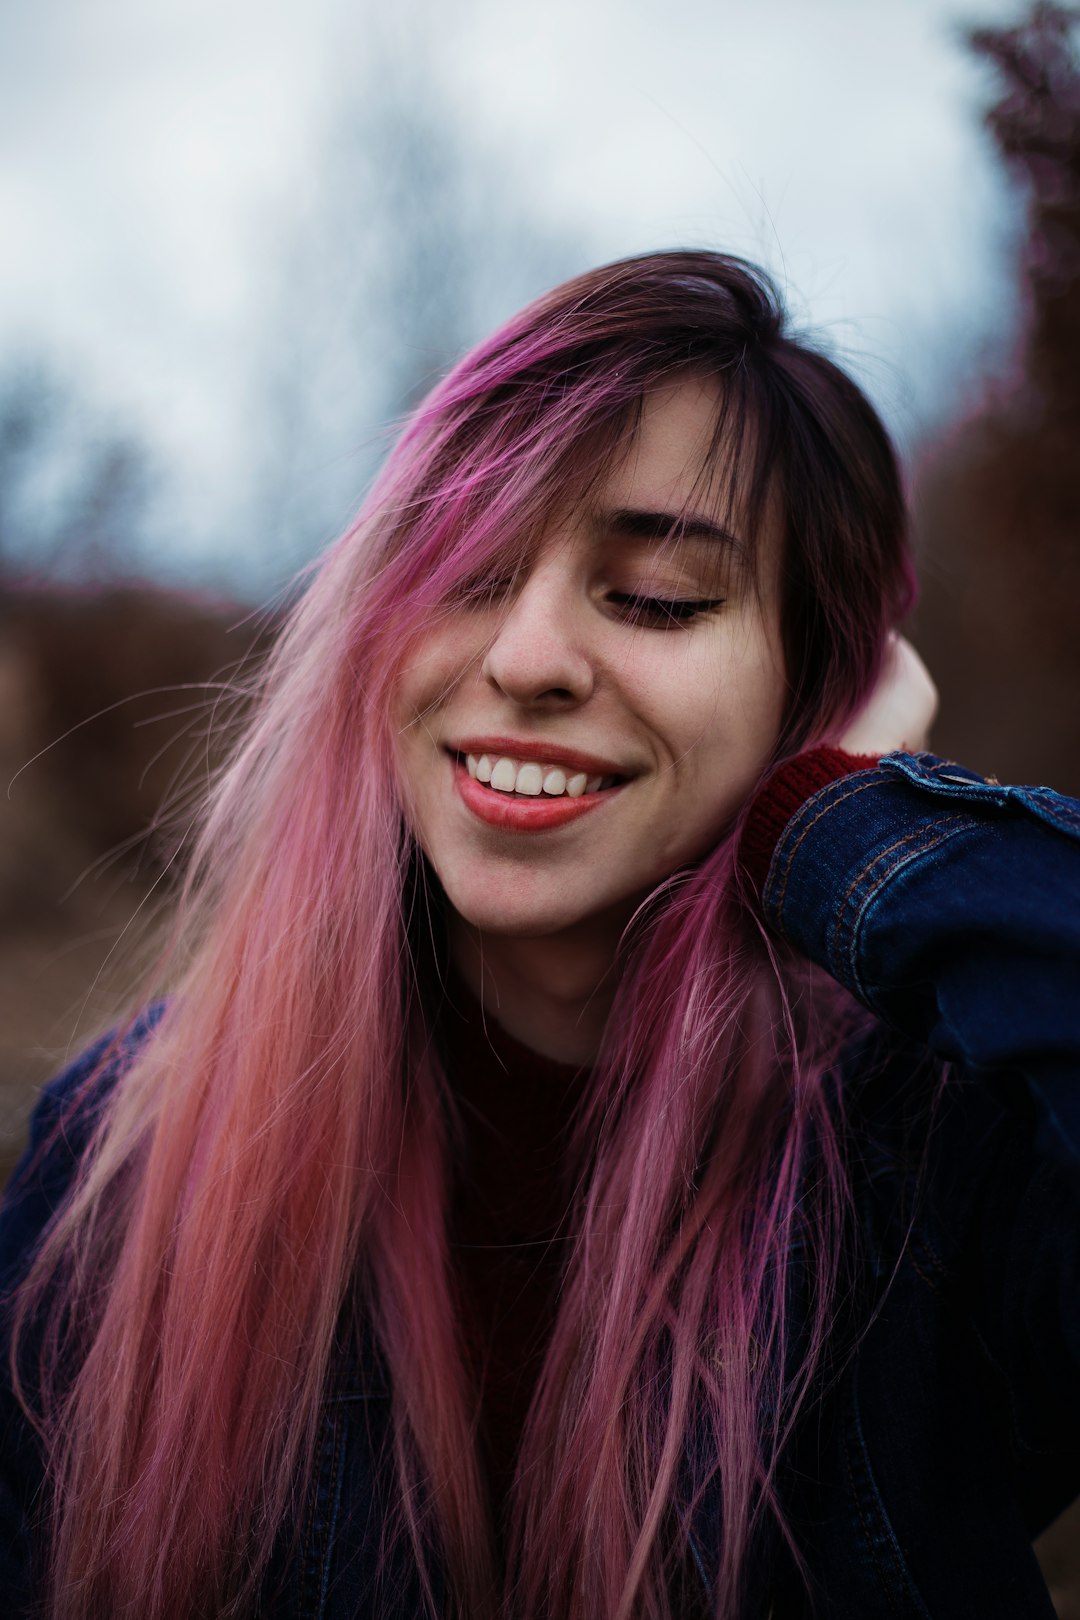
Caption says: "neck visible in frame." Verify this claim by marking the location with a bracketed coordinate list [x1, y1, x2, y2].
[448, 914, 624, 1065]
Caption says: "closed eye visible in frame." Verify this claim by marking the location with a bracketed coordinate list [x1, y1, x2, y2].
[607, 593, 726, 627]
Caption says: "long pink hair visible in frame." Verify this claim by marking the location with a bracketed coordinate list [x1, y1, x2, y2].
[10, 251, 914, 1618]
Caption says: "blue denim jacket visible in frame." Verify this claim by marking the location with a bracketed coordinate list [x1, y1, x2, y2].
[1, 752, 1078, 1617]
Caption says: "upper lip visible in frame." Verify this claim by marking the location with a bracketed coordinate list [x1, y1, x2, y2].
[450, 735, 633, 779]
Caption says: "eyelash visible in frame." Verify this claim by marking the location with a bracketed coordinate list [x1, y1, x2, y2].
[453, 578, 725, 629]
[607, 593, 726, 627]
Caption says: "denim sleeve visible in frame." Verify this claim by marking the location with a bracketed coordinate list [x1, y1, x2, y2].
[762, 753, 1080, 1510]
[761, 751, 1080, 1166]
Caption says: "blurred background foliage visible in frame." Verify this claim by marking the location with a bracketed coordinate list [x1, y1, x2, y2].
[915, 2, 1080, 794]
[2, 2, 1080, 1601]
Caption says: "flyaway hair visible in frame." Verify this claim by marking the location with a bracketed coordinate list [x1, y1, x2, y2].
[7, 251, 914, 1619]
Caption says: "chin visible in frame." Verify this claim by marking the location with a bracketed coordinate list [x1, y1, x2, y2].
[449, 895, 591, 940]
[443, 871, 650, 943]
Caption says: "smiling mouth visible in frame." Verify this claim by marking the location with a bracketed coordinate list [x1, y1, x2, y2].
[455, 751, 623, 799]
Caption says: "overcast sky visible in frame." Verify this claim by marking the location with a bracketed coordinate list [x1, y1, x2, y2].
[0, 0, 1031, 588]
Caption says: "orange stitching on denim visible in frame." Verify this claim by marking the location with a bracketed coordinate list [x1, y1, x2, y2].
[1027, 795, 1080, 832]
[845, 821, 973, 1003]
[830, 819, 968, 976]
[770, 775, 884, 916]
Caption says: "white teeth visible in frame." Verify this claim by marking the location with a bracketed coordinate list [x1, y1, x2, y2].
[461, 751, 618, 799]
[489, 757, 518, 791]
[514, 763, 544, 796]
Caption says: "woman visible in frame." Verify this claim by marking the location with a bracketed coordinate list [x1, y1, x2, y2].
[1, 250, 1077, 1620]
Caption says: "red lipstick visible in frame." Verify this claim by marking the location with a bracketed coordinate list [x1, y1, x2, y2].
[452, 757, 622, 832]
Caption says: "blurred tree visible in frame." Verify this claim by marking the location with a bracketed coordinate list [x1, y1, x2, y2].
[0, 359, 155, 583]
[245, 3, 583, 576]
[913, 1, 1080, 792]
[973, 0, 1080, 411]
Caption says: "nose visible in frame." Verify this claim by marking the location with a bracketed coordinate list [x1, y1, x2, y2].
[480, 554, 595, 709]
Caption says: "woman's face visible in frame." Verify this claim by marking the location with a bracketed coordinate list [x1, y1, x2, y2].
[393, 376, 789, 943]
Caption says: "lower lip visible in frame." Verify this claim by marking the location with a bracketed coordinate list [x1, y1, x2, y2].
[452, 757, 624, 832]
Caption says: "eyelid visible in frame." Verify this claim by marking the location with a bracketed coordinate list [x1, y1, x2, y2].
[448, 572, 726, 627]
[607, 592, 726, 627]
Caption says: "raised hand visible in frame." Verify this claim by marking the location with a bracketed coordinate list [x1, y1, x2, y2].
[838, 633, 939, 757]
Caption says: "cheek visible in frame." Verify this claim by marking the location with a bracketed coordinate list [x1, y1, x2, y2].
[657, 643, 786, 837]
[393, 624, 479, 728]
[390, 647, 455, 814]
[396, 643, 451, 715]
[649, 631, 786, 757]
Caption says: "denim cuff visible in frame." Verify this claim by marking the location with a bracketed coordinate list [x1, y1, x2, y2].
[761, 749, 1080, 1017]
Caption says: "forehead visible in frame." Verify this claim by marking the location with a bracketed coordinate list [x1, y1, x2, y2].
[576, 374, 778, 585]
[606, 375, 731, 508]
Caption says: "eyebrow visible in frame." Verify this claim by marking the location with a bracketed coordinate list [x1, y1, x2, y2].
[602, 506, 747, 555]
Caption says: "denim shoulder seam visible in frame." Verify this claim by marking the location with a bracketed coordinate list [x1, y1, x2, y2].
[880, 755, 1080, 838]
[1021, 792, 1080, 836]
